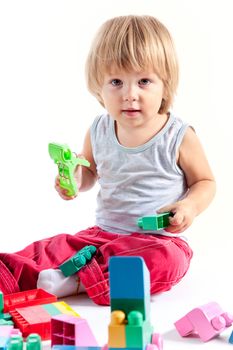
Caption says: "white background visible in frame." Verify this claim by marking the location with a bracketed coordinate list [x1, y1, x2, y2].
[0, 1, 233, 349]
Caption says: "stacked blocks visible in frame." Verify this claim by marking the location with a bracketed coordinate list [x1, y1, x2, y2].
[174, 301, 233, 342]
[59, 246, 97, 277]
[137, 213, 172, 231]
[109, 256, 150, 321]
[108, 256, 162, 350]
[51, 314, 98, 347]
[10, 301, 80, 340]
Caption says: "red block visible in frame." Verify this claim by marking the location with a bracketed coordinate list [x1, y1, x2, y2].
[4, 289, 57, 312]
[10, 305, 52, 340]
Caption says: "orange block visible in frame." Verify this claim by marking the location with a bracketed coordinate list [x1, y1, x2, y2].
[108, 310, 126, 348]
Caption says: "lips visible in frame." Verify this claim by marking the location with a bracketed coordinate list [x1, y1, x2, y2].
[122, 109, 141, 112]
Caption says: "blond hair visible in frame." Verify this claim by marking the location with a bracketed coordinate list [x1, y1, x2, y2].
[85, 15, 179, 114]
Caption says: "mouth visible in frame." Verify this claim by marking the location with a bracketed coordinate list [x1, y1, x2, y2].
[122, 109, 141, 112]
[122, 109, 141, 117]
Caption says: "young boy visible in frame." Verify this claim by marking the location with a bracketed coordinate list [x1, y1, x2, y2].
[0, 15, 215, 305]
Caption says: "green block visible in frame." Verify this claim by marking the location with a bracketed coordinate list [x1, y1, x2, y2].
[111, 299, 149, 321]
[125, 311, 153, 348]
[48, 142, 90, 196]
[7, 335, 23, 350]
[59, 245, 97, 277]
[42, 303, 61, 316]
[0, 312, 11, 320]
[0, 318, 13, 325]
[0, 291, 3, 313]
[137, 212, 171, 230]
[26, 334, 42, 350]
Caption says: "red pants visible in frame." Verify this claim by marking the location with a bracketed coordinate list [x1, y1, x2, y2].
[0, 226, 192, 305]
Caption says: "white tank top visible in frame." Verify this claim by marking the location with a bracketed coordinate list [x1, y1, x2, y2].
[90, 112, 189, 236]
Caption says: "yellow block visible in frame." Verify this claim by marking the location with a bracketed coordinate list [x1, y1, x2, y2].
[53, 301, 80, 316]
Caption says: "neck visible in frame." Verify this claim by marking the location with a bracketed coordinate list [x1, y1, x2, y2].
[115, 113, 169, 148]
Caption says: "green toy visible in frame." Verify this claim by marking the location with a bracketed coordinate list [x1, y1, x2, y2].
[59, 245, 97, 277]
[7, 335, 23, 350]
[137, 212, 173, 230]
[48, 143, 90, 196]
[26, 334, 42, 350]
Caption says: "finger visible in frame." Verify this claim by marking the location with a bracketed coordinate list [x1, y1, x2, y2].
[60, 192, 75, 200]
[157, 205, 174, 214]
[165, 223, 188, 234]
[169, 213, 184, 226]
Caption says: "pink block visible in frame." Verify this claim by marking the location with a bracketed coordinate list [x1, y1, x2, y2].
[0, 325, 21, 337]
[51, 314, 98, 346]
[174, 302, 233, 342]
[0, 325, 13, 336]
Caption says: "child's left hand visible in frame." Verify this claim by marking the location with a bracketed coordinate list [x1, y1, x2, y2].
[157, 199, 197, 233]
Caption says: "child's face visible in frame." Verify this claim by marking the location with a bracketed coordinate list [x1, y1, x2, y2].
[100, 67, 165, 128]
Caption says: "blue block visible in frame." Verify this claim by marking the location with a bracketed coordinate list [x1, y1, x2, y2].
[229, 330, 233, 344]
[109, 257, 150, 300]
[109, 257, 151, 322]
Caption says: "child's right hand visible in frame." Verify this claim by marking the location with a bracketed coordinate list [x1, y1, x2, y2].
[54, 175, 77, 200]
[54, 154, 84, 200]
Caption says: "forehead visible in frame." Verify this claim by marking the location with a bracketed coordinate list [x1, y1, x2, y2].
[105, 66, 157, 77]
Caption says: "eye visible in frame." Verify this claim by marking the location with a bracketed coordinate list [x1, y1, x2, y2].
[110, 79, 123, 86]
[139, 78, 151, 86]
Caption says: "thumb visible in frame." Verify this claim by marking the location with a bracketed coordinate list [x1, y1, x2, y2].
[157, 205, 175, 214]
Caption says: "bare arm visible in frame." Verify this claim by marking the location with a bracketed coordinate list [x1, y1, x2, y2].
[158, 127, 216, 233]
[77, 128, 98, 192]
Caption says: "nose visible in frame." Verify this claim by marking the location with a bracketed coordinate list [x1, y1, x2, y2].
[123, 85, 138, 102]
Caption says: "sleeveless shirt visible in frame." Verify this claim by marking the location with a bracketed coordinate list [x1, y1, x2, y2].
[90, 113, 189, 236]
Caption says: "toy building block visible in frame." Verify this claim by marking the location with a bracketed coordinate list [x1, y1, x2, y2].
[9, 301, 79, 340]
[3, 289, 57, 313]
[49, 143, 90, 196]
[7, 334, 23, 350]
[59, 245, 97, 277]
[26, 334, 42, 350]
[108, 311, 126, 348]
[108, 256, 163, 350]
[174, 301, 233, 342]
[137, 212, 173, 231]
[109, 256, 150, 321]
[125, 311, 153, 348]
[0, 326, 22, 350]
[51, 314, 98, 347]
[229, 330, 233, 344]
[0, 313, 11, 321]
[0, 292, 3, 313]
[0, 319, 13, 326]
